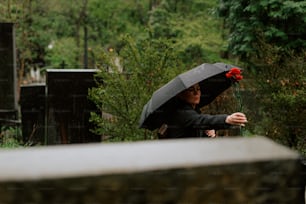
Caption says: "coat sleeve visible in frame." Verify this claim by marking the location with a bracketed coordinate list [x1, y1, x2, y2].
[174, 107, 231, 130]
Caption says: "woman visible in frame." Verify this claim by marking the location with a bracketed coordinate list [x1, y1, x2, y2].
[158, 83, 248, 138]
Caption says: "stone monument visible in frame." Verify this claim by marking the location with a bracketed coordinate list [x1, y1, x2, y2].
[0, 23, 18, 125]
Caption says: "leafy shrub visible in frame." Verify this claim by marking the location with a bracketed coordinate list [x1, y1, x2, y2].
[0, 127, 22, 148]
[88, 36, 184, 141]
[249, 40, 306, 156]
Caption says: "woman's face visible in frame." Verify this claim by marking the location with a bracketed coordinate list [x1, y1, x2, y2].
[178, 83, 201, 106]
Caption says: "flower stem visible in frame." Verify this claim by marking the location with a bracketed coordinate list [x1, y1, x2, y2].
[233, 82, 244, 136]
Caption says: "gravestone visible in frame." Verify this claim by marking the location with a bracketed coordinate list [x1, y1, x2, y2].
[46, 69, 100, 144]
[20, 83, 46, 144]
[0, 136, 304, 203]
[0, 23, 17, 124]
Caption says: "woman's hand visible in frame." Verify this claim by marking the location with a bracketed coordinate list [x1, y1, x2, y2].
[205, 129, 216, 137]
[225, 112, 248, 126]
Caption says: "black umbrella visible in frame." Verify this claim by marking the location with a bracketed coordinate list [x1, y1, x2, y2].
[139, 62, 241, 130]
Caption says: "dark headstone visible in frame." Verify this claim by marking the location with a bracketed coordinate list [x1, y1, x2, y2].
[46, 69, 100, 144]
[20, 83, 46, 144]
[0, 23, 17, 123]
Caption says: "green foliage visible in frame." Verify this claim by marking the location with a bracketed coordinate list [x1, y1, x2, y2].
[219, 0, 306, 59]
[218, 0, 306, 155]
[87, 0, 149, 49]
[0, 127, 22, 148]
[2, 0, 226, 75]
[45, 37, 81, 69]
[0, 1, 22, 22]
[88, 36, 184, 141]
[248, 39, 306, 156]
[149, 0, 225, 64]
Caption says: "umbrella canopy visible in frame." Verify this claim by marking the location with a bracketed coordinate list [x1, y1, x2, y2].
[139, 62, 240, 130]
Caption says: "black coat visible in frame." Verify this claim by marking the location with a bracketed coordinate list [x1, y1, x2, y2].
[159, 99, 231, 139]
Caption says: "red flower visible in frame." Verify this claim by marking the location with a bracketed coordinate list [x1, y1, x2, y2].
[226, 67, 243, 81]
[235, 75, 243, 81]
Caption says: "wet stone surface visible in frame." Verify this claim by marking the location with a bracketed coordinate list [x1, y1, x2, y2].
[0, 136, 304, 203]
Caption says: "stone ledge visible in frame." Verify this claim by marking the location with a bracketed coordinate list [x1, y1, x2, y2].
[0, 136, 304, 203]
[0, 136, 300, 182]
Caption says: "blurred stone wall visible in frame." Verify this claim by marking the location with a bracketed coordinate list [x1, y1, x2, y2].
[0, 136, 304, 203]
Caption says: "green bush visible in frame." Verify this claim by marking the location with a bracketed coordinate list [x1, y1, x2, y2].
[248, 41, 306, 156]
[0, 127, 22, 148]
[88, 36, 184, 141]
